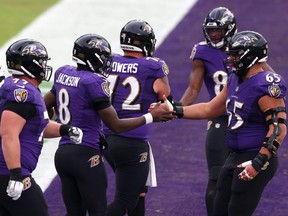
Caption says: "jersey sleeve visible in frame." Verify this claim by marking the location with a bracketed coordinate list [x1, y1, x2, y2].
[85, 75, 111, 101]
[190, 41, 207, 61]
[259, 72, 287, 99]
[144, 57, 169, 78]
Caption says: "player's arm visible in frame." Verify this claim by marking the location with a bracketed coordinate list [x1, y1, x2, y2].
[174, 84, 227, 119]
[258, 95, 286, 158]
[1, 103, 30, 201]
[238, 95, 286, 179]
[180, 59, 205, 106]
[153, 75, 171, 101]
[1, 110, 25, 169]
[1, 101, 37, 169]
[98, 100, 174, 133]
[44, 88, 57, 119]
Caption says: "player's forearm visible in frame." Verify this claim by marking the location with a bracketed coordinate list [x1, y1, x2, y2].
[180, 88, 198, 106]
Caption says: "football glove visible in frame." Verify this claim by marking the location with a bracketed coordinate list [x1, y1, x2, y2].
[60, 125, 83, 144]
[67, 127, 83, 144]
[6, 168, 23, 200]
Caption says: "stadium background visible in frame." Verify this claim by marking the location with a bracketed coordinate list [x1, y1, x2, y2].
[0, 0, 287, 215]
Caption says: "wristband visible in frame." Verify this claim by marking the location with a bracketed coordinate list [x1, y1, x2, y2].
[251, 153, 269, 172]
[9, 168, 22, 181]
[143, 113, 153, 124]
[59, 124, 71, 136]
[174, 106, 184, 118]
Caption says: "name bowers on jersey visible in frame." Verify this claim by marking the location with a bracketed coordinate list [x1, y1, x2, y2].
[55, 73, 80, 87]
[111, 62, 138, 73]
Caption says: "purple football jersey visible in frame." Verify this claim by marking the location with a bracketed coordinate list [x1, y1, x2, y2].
[53, 65, 110, 150]
[0, 77, 49, 175]
[103, 54, 169, 140]
[226, 71, 287, 151]
[191, 42, 229, 100]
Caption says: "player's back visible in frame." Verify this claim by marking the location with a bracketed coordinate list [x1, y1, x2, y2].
[104, 54, 167, 140]
[53, 65, 109, 149]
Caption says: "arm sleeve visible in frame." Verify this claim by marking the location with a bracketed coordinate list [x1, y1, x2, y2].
[3, 101, 37, 120]
[92, 97, 111, 111]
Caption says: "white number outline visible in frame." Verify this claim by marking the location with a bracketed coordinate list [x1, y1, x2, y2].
[213, 70, 228, 96]
[107, 74, 141, 111]
[58, 88, 71, 124]
[226, 99, 244, 130]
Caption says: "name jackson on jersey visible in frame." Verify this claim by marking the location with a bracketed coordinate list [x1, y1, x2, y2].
[55, 73, 80, 87]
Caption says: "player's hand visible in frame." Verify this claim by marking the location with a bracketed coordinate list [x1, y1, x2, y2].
[149, 98, 176, 122]
[149, 96, 174, 112]
[68, 127, 83, 144]
[237, 160, 258, 181]
[6, 180, 24, 200]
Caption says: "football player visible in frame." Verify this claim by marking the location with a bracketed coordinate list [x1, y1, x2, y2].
[0, 39, 82, 216]
[179, 7, 274, 215]
[170, 30, 287, 216]
[103, 19, 171, 216]
[44, 33, 173, 216]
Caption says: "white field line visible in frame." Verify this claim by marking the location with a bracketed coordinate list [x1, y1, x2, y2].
[0, 0, 198, 191]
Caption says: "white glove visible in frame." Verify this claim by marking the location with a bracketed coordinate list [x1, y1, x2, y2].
[68, 127, 83, 144]
[6, 180, 24, 200]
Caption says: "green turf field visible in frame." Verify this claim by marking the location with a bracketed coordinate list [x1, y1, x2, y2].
[0, 0, 59, 46]
[0, 0, 59, 93]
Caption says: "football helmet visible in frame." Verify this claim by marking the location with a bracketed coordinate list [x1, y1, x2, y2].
[120, 19, 156, 57]
[72, 34, 113, 77]
[224, 30, 268, 77]
[6, 39, 53, 81]
[203, 7, 237, 48]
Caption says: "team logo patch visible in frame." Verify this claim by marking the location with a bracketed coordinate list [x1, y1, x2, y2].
[162, 63, 169, 75]
[268, 84, 281, 97]
[88, 155, 101, 168]
[14, 88, 28, 103]
[101, 81, 110, 96]
[139, 152, 148, 163]
[190, 46, 196, 60]
[22, 177, 32, 191]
